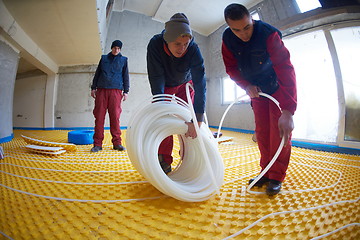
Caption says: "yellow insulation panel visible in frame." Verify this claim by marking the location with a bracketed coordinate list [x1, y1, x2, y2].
[0, 129, 359, 239]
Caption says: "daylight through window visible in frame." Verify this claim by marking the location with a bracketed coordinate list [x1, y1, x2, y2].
[296, 0, 321, 13]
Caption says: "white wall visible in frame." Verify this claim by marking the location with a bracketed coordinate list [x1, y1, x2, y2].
[54, 66, 152, 129]
[105, 10, 209, 127]
[96, 0, 110, 53]
[0, 40, 18, 140]
[55, 65, 96, 128]
[105, 10, 209, 73]
[13, 73, 46, 128]
[53, 11, 167, 129]
[105, 10, 162, 73]
[8, 9, 254, 131]
[121, 73, 152, 124]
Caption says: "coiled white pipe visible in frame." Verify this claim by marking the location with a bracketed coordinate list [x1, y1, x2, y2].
[185, 83, 221, 195]
[126, 92, 224, 202]
[216, 92, 285, 193]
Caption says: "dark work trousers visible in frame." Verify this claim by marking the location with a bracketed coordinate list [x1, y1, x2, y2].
[252, 95, 292, 182]
[159, 81, 194, 165]
[93, 88, 123, 147]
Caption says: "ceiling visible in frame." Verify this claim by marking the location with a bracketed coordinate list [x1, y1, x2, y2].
[2, 0, 261, 73]
[3, 0, 102, 68]
[113, 0, 262, 36]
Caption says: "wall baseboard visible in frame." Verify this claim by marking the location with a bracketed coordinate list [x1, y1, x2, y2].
[0, 134, 14, 144]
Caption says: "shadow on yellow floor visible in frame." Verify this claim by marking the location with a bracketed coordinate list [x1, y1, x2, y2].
[0, 129, 359, 239]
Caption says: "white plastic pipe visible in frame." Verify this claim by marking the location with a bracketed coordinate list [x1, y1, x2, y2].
[126, 92, 224, 202]
[185, 83, 221, 195]
[216, 92, 285, 193]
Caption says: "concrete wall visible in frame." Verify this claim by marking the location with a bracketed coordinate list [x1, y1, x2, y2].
[54, 65, 153, 129]
[0, 40, 19, 141]
[106, 10, 209, 73]
[13, 72, 46, 128]
[1, 0, 58, 139]
[105, 10, 163, 73]
[109, 10, 210, 120]
[3, 0, 360, 138]
[55, 65, 96, 128]
[104, 10, 208, 127]
[53, 44, 154, 129]
[54, 11, 208, 129]
[96, 0, 110, 53]
[257, 0, 300, 24]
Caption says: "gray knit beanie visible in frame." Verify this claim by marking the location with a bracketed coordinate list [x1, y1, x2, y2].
[163, 13, 192, 43]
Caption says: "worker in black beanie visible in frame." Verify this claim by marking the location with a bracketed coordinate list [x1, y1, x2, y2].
[90, 40, 129, 152]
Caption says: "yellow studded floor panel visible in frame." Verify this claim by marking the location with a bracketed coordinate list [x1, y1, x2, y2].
[1, 129, 359, 239]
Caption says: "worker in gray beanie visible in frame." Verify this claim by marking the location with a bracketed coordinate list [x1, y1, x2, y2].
[163, 13, 193, 43]
[146, 13, 206, 174]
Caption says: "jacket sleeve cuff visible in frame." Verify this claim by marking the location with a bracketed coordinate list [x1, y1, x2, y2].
[195, 113, 204, 122]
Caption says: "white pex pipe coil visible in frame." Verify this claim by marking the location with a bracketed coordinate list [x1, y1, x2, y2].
[126, 92, 224, 202]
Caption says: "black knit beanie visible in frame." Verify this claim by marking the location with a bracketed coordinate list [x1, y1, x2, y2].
[111, 40, 122, 49]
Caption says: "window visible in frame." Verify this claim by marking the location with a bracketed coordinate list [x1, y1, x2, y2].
[284, 30, 339, 143]
[251, 11, 260, 20]
[222, 77, 250, 104]
[296, 0, 321, 13]
[331, 26, 360, 142]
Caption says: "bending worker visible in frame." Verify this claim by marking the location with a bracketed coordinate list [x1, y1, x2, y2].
[146, 13, 207, 174]
[222, 4, 297, 195]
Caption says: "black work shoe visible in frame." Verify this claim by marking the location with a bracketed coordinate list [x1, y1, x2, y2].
[248, 176, 270, 187]
[113, 145, 126, 151]
[266, 179, 282, 196]
[91, 146, 102, 152]
[158, 154, 171, 174]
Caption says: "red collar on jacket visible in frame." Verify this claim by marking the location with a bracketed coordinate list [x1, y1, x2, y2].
[163, 42, 188, 57]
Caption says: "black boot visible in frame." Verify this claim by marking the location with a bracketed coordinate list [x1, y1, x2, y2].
[266, 179, 282, 196]
[248, 176, 270, 187]
[113, 145, 126, 151]
[158, 154, 171, 174]
[90, 146, 102, 152]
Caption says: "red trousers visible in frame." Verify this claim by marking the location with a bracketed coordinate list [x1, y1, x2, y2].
[252, 96, 292, 182]
[159, 81, 194, 164]
[93, 89, 123, 147]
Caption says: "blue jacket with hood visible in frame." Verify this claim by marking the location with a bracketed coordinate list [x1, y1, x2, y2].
[147, 31, 206, 120]
[91, 52, 129, 93]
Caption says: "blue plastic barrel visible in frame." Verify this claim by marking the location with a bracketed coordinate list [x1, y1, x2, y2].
[68, 130, 94, 145]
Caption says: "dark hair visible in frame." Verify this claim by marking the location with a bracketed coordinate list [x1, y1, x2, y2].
[224, 3, 250, 21]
